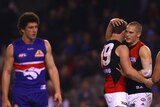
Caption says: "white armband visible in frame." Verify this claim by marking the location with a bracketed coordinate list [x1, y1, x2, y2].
[141, 69, 152, 77]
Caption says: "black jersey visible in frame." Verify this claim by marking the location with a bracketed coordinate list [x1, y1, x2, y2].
[126, 41, 151, 94]
[101, 40, 126, 93]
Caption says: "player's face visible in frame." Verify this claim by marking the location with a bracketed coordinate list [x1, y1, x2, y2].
[125, 25, 139, 45]
[21, 22, 38, 41]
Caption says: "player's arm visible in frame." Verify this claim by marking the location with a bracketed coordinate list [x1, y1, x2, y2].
[116, 45, 152, 87]
[105, 20, 112, 40]
[139, 45, 152, 77]
[2, 44, 14, 107]
[152, 51, 160, 83]
[105, 18, 126, 40]
[44, 40, 62, 106]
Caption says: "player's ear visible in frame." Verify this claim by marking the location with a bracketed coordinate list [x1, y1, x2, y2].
[137, 32, 141, 38]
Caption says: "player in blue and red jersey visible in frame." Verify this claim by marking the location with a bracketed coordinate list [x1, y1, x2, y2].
[2, 12, 62, 107]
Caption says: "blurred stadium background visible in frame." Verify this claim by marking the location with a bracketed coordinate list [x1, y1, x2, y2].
[0, 0, 160, 107]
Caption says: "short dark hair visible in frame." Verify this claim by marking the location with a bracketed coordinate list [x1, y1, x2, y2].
[17, 12, 40, 30]
[112, 21, 127, 34]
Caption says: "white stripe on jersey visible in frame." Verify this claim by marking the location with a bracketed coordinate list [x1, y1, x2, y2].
[14, 61, 44, 65]
[15, 67, 45, 72]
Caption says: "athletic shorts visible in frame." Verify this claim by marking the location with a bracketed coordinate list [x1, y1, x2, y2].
[128, 92, 152, 107]
[104, 92, 128, 107]
[12, 90, 48, 107]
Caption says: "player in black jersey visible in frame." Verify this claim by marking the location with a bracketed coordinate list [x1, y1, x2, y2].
[101, 18, 153, 107]
[125, 22, 152, 107]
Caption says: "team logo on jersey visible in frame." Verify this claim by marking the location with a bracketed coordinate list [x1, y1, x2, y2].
[130, 57, 136, 62]
[18, 53, 27, 58]
[141, 98, 146, 101]
[23, 67, 45, 80]
[35, 50, 44, 57]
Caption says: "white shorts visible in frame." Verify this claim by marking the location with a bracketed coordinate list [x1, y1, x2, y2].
[104, 92, 128, 107]
[128, 93, 152, 107]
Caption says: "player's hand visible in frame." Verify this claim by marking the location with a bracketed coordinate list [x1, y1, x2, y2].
[139, 71, 145, 77]
[2, 99, 11, 107]
[116, 64, 126, 76]
[144, 78, 153, 89]
[54, 92, 62, 107]
[110, 18, 127, 27]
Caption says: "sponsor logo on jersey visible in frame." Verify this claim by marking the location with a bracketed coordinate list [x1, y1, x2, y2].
[40, 85, 46, 90]
[35, 50, 44, 57]
[130, 57, 136, 62]
[103, 68, 111, 74]
[136, 85, 143, 89]
[121, 101, 128, 106]
[27, 47, 34, 50]
[18, 53, 27, 58]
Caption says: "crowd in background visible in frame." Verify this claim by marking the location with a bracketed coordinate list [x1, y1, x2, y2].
[0, 0, 160, 106]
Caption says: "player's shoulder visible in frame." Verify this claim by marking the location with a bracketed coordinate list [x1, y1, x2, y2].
[117, 44, 129, 53]
[156, 51, 160, 58]
[140, 44, 151, 53]
[5, 43, 14, 55]
[43, 39, 49, 43]
[116, 44, 129, 57]
[118, 44, 128, 49]
[7, 43, 13, 49]
[36, 38, 50, 45]
[43, 39, 52, 51]
[43, 39, 50, 46]
[138, 41, 150, 50]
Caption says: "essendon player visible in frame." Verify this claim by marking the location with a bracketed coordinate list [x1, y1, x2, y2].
[101, 18, 153, 107]
[125, 22, 152, 107]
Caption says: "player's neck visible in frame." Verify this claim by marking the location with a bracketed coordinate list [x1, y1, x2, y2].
[129, 39, 140, 47]
[110, 34, 123, 43]
[22, 36, 35, 44]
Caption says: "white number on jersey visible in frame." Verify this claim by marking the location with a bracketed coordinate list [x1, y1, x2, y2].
[101, 43, 114, 66]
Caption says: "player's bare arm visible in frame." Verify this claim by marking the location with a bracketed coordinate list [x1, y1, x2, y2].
[116, 45, 152, 87]
[105, 18, 125, 40]
[139, 45, 152, 77]
[2, 44, 14, 107]
[44, 40, 62, 106]
[152, 51, 160, 83]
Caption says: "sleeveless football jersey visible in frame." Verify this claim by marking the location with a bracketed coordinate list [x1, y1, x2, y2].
[13, 38, 47, 92]
[126, 41, 151, 94]
[101, 40, 126, 93]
